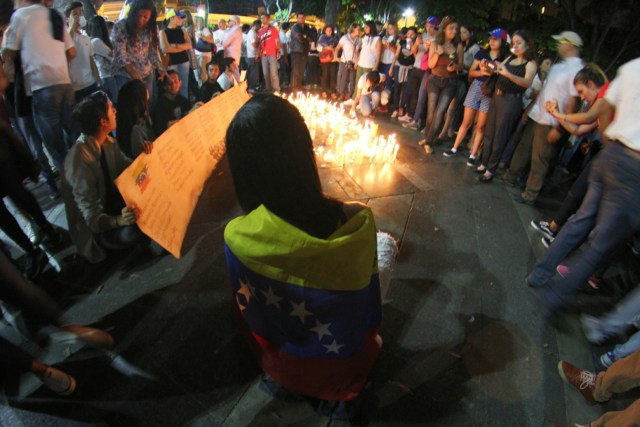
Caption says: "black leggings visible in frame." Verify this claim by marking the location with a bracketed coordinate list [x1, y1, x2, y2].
[0, 160, 51, 253]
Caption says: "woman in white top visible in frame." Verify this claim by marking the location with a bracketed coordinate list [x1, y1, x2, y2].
[379, 23, 397, 94]
[353, 20, 381, 99]
[335, 23, 361, 101]
[217, 57, 236, 91]
[87, 16, 117, 101]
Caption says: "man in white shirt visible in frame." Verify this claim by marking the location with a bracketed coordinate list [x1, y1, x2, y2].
[350, 71, 385, 117]
[223, 15, 243, 82]
[527, 57, 640, 312]
[245, 20, 260, 91]
[3, 0, 78, 171]
[65, 2, 100, 102]
[278, 22, 290, 86]
[213, 18, 227, 64]
[503, 31, 584, 204]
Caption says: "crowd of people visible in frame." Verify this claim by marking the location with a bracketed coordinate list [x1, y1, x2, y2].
[0, 0, 639, 425]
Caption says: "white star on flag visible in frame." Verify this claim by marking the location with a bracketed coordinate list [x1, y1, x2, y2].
[262, 286, 283, 309]
[290, 301, 312, 323]
[310, 320, 332, 340]
[237, 279, 253, 303]
[236, 295, 246, 313]
[323, 339, 344, 354]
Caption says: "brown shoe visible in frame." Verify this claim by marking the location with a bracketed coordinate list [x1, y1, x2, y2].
[557, 360, 598, 405]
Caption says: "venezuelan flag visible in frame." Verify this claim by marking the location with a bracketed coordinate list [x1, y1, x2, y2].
[224, 205, 382, 401]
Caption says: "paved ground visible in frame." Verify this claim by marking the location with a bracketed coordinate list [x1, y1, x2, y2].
[1, 113, 638, 426]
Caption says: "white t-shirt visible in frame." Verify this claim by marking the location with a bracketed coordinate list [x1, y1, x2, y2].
[358, 35, 379, 69]
[339, 34, 359, 63]
[279, 29, 290, 54]
[528, 56, 583, 126]
[213, 28, 227, 52]
[246, 28, 258, 58]
[4, 4, 74, 95]
[69, 31, 96, 91]
[604, 58, 640, 151]
[357, 72, 384, 93]
[381, 34, 395, 65]
[91, 37, 113, 79]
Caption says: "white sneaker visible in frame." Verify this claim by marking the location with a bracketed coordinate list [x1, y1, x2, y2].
[398, 114, 412, 122]
[43, 367, 76, 395]
[343, 99, 354, 106]
[390, 110, 398, 118]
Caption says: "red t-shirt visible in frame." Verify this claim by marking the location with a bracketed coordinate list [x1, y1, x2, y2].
[259, 26, 279, 57]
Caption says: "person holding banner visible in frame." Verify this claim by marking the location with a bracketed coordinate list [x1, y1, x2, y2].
[224, 94, 396, 420]
[61, 91, 158, 264]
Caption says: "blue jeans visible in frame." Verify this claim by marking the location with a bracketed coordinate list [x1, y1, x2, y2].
[412, 71, 429, 124]
[338, 62, 357, 99]
[168, 61, 190, 99]
[529, 142, 640, 311]
[31, 84, 77, 170]
[424, 75, 455, 146]
[261, 55, 280, 92]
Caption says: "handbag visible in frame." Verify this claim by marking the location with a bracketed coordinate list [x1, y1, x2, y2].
[196, 37, 213, 53]
[319, 48, 333, 63]
[480, 74, 498, 98]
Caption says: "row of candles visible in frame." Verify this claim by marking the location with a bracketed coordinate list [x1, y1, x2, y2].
[281, 93, 400, 167]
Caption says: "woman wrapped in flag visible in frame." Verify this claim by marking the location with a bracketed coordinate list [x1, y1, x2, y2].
[224, 94, 397, 406]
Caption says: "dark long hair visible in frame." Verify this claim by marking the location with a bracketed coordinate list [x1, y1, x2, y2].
[86, 15, 112, 50]
[116, 79, 149, 158]
[225, 94, 344, 239]
[125, 0, 158, 48]
[513, 30, 536, 62]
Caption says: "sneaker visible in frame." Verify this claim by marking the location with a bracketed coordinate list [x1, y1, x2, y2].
[475, 165, 486, 174]
[541, 236, 554, 248]
[418, 139, 427, 146]
[556, 361, 597, 405]
[343, 99, 354, 106]
[580, 314, 616, 345]
[477, 172, 494, 183]
[516, 193, 534, 205]
[402, 120, 418, 130]
[443, 148, 457, 158]
[424, 145, 433, 154]
[556, 264, 571, 278]
[54, 325, 115, 349]
[42, 367, 76, 396]
[530, 220, 557, 240]
[398, 114, 412, 122]
[466, 156, 477, 167]
[391, 110, 398, 118]
[588, 275, 603, 290]
[377, 105, 389, 113]
[600, 351, 617, 368]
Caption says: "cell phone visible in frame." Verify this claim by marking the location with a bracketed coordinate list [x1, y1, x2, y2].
[486, 62, 496, 71]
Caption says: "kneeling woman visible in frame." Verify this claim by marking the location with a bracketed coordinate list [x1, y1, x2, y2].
[224, 94, 395, 412]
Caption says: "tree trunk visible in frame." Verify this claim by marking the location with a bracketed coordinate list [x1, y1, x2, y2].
[324, 0, 339, 27]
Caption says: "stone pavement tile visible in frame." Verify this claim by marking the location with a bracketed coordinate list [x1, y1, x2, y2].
[319, 167, 369, 200]
[366, 194, 413, 242]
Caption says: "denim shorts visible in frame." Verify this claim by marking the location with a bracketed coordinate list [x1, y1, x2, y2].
[463, 79, 492, 113]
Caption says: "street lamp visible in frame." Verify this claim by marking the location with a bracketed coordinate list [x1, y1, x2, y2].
[402, 8, 414, 27]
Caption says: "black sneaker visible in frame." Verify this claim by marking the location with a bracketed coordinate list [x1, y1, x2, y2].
[541, 236, 554, 248]
[530, 220, 556, 240]
[466, 156, 477, 167]
[24, 248, 49, 279]
[443, 149, 457, 158]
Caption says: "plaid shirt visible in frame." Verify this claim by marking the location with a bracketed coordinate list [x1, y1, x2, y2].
[111, 20, 163, 78]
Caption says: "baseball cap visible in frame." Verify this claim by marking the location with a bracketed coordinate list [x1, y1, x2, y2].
[426, 16, 439, 27]
[552, 31, 583, 47]
[488, 28, 508, 42]
[165, 8, 185, 20]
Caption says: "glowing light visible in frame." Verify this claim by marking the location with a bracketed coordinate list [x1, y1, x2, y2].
[196, 5, 206, 18]
[280, 93, 400, 167]
[363, 13, 373, 21]
[402, 8, 414, 18]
